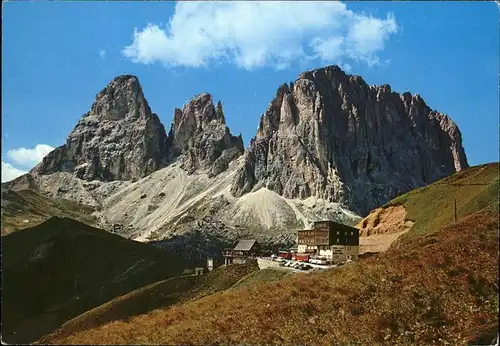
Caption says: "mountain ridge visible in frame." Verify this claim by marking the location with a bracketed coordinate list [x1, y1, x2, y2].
[3, 64, 468, 243]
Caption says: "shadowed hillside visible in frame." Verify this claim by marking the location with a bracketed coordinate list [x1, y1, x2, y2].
[37, 261, 260, 343]
[42, 163, 499, 345]
[1, 217, 186, 344]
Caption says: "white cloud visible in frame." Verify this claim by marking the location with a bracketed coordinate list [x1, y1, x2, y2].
[123, 2, 398, 71]
[7, 144, 54, 169]
[99, 49, 107, 59]
[346, 13, 398, 66]
[1, 161, 27, 183]
[310, 36, 346, 62]
[339, 63, 352, 73]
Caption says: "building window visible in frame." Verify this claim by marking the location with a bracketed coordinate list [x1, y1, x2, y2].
[337, 238, 339, 243]
[337, 231, 339, 235]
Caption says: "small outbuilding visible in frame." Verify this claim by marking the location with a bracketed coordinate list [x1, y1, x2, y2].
[207, 257, 215, 272]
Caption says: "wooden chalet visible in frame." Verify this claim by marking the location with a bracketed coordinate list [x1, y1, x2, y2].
[222, 239, 261, 265]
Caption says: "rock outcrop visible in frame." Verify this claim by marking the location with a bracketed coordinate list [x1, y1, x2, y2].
[32, 75, 169, 181]
[230, 65, 468, 215]
[167, 93, 244, 177]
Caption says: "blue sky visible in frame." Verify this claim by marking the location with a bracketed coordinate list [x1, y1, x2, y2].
[2, 1, 498, 182]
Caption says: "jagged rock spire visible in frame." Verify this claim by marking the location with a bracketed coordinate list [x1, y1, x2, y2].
[169, 93, 244, 177]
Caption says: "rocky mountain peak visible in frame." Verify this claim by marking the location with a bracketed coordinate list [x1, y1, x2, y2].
[171, 93, 225, 148]
[32, 75, 168, 181]
[297, 64, 347, 82]
[87, 75, 151, 121]
[169, 93, 244, 177]
[231, 64, 469, 215]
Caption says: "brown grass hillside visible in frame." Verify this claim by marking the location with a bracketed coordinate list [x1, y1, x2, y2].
[44, 163, 499, 346]
[45, 209, 499, 345]
[228, 268, 290, 292]
[1, 217, 186, 344]
[38, 261, 260, 343]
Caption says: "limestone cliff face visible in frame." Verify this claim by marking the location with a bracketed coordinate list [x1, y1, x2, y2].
[230, 65, 468, 215]
[167, 93, 244, 177]
[32, 76, 169, 181]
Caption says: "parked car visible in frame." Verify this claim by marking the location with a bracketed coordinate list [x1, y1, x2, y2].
[301, 264, 312, 271]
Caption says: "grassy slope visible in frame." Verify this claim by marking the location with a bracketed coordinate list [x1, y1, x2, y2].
[1, 189, 96, 234]
[47, 163, 499, 345]
[229, 268, 290, 291]
[38, 261, 260, 343]
[386, 162, 499, 240]
[1, 217, 186, 344]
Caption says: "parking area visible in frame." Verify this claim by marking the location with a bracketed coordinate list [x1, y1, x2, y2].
[257, 257, 352, 272]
